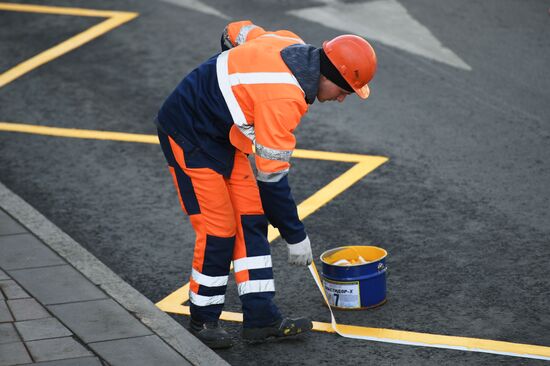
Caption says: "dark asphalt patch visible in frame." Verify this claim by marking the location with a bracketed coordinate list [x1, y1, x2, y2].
[0, 11, 99, 72]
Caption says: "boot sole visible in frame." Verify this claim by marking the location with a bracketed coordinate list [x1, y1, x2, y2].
[204, 339, 234, 349]
[189, 329, 234, 349]
[242, 328, 312, 344]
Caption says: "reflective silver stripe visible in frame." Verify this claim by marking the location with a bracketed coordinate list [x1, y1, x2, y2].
[216, 52, 248, 127]
[228, 72, 302, 89]
[189, 292, 225, 306]
[222, 26, 233, 49]
[255, 142, 292, 162]
[238, 279, 275, 296]
[256, 168, 289, 183]
[191, 269, 228, 287]
[259, 33, 305, 44]
[233, 255, 272, 273]
[236, 24, 258, 45]
[237, 124, 256, 141]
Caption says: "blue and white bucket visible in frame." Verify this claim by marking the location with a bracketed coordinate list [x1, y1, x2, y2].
[320, 246, 387, 310]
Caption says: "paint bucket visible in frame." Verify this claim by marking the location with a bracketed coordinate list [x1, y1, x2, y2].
[320, 246, 387, 310]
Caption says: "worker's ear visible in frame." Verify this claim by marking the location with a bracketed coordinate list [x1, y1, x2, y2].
[318, 75, 327, 89]
[318, 75, 333, 94]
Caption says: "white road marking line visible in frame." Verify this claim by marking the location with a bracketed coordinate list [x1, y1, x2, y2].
[288, 0, 471, 71]
[158, 0, 230, 20]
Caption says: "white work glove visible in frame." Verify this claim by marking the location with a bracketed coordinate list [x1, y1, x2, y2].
[287, 236, 313, 266]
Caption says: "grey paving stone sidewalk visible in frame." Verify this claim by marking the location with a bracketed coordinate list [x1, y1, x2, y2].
[0, 208, 192, 366]
[0, 267, 97, 365]
[0, 182, 229, 366]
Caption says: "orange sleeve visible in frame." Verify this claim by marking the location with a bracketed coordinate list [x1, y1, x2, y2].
[253, 98, 307, 181]
[222, 20, 266, 48]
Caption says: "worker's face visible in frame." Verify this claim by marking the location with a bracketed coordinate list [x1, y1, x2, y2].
[317, 75, 352, 103]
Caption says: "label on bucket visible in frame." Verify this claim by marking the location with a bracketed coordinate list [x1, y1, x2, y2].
[323, 279, 360, 308]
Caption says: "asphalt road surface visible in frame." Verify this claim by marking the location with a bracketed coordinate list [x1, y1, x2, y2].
[1, 0, 549, 365]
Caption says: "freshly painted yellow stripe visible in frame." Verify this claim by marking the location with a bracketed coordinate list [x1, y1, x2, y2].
[155, 268, 550, 360]
[0, 3, 138, 88]
[334, 324, 550, 358]
[156, 297, 550, 359]
[308, 262, 550, 359]
[0, 122, 157, 144]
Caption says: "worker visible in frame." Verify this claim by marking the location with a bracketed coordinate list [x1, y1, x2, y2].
[155, 20, 377, 349]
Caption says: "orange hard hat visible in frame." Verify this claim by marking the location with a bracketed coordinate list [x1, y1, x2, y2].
[322, 35, 377, 99]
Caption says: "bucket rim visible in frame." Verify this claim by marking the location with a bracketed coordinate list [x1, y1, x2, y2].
[320, 245, 387, 266]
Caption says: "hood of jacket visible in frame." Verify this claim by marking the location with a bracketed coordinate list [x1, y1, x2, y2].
[280, 44, 320, 105]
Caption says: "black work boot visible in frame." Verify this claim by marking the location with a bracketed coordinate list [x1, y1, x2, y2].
[189, 319, 233, 349]
[242, 317, 313, 343]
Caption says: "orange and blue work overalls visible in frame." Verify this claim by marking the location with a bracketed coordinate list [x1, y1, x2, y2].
[156, 21, 320, 327]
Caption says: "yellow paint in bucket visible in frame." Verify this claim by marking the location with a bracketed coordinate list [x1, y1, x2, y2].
[322, 246, 387, 266]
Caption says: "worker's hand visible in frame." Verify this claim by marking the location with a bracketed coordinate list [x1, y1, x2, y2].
[287, 236, 313, 266]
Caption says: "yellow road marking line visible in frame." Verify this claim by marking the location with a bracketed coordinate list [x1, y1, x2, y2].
[266, 159, 386, 242]
[0, 121, 386, 296]
[2, 122, 546, 359]
[0, 3, 138, 88]
[0, 2, 133, 17]
[155, 283, 190, 310]
[156, 299, 550, 360]
[296, 159, 385, 223]
[0, 123, 386, 245]
[291, 148, 379, 163]
[0, 122, 158, 144]
[0, 122, 387, 162]
[307, 263, 550, 360]
[0, 120, 387, 248]
[156, 265, 550, 360]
